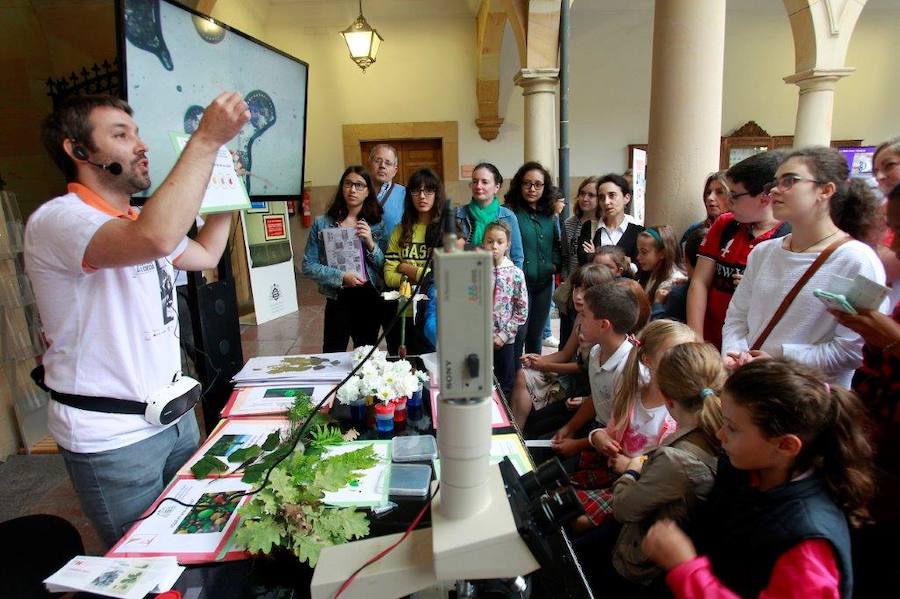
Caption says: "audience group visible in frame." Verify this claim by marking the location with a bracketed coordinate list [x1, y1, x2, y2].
[302, 139, 900, 598]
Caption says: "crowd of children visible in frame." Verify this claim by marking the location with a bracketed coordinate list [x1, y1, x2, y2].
[301, 142, 900, 597]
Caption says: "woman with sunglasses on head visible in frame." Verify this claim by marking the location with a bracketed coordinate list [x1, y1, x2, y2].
[382, 168, 444, 356]
[302, 165, 387, 352]
[680, 171, 729, 249]
[506, 162, 562, 356]
[722, 147, 888, 388]
[557, 177, 602, 346]
[454, 162, 524, 267]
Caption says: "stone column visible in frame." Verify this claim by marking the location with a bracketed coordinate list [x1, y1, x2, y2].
[644, 0, 726, 232]
[784, 68, 854, 148]
[514, 67, 559, 173]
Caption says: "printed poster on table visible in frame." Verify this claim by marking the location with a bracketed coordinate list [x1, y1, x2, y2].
[170, 134, 251, 214]
[108, 476, 252, 564]
[221, 384, 333, 417]
[240, 201, 298, 325]
[178, 417, 291, 477]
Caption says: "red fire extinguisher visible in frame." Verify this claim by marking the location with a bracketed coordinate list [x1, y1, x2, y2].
[302, 181, 312, 228]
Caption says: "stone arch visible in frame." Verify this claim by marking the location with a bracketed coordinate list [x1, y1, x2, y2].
[783, 0, 866, 73]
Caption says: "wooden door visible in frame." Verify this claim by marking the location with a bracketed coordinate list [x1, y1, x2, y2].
[360, 138, 444, 186]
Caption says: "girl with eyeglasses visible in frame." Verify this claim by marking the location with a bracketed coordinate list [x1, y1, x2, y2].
[454, 162, 524, 267]
[302, 165, 386, 352]
[562, 177, 602, 276]
[505, 161, 562, 356]
[556, 177, 602, 347]
[382, 168, 444, 356]
[722, 147, 888, 388]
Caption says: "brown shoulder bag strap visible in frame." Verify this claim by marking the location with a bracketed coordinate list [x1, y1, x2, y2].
[750, 235, 851, 351]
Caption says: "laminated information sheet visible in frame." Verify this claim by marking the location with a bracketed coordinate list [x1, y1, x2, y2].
[221, 384, 333, 417]
[44, 555, 183, 599]
[320, 440, 392, 507]
[178, 417, 290, 478]
[108, 476, 252, 564]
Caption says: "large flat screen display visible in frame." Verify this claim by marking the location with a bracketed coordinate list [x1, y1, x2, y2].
[118, 0, 308, 198]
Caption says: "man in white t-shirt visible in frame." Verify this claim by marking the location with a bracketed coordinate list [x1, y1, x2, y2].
[24, 92, 249, 546]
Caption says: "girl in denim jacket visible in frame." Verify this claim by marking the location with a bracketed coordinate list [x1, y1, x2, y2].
[302, 166, 387, 352]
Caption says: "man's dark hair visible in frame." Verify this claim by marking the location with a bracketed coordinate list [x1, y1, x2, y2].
[41, 94, 133, 182]
[725, 149, 788, 197]
[583, 282, 639, 335]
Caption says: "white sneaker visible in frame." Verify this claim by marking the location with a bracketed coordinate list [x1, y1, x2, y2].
[542, 336, 559, 348]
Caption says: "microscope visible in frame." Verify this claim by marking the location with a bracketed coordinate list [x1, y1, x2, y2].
[310, 204, 592, 598]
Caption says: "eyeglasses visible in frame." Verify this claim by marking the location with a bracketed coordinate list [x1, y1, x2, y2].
[762, 174, 823, 195]
[342, 181, 368, 192]
[578, 191, 598, 199]
[522, 181, 545, 190]
[411, 188, 436, 197]
[372, 158, 396, 168]
[729, 191, 752, 202]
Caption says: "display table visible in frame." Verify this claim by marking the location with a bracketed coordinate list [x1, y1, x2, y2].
[75, 365, 590, 598]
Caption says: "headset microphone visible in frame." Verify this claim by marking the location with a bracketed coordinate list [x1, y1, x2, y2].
[73, 145, 123, 176]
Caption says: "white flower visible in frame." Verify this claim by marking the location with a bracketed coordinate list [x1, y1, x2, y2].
[336, 375, 362, 405]
[375, 386, 393, 403]
[359, 359, 381, 378]
[415, 370, 429, 385]
[360, 373, 385, 397]
[352, 346, 374, 366]
[396, 372, 419, 397]
[389, 359, 413, 376]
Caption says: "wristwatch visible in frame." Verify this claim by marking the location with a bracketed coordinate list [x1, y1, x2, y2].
[623, 469, 641, 481]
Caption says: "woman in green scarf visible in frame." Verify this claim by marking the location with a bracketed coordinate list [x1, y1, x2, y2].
[454, 162, 524, 267]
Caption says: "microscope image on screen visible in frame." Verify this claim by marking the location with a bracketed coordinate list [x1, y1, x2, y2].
[121, 0, 308, 199]
[124, 0, 173, 71]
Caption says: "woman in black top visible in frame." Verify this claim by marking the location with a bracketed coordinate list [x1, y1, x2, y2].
[579, 173, 644, 268]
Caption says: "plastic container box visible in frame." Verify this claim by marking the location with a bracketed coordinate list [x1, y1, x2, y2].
[392, 435, 438, 463]
[389, 463, 433, 497]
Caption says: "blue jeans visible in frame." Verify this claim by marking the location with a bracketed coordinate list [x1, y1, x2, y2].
[59, 414, 200, 547]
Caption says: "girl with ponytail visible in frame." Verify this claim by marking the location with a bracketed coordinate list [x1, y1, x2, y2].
[722, 146, 888, 388]
[607, 342, 725, 587]
[643, 358, 874, 599]
[572, 320, 697, 531]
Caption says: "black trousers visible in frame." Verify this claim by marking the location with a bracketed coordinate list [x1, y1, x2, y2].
[322, 285, 383, 352]
[494, 342, 516, 397]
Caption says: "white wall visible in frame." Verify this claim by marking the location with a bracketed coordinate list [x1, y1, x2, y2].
[208, 0, 900, 187]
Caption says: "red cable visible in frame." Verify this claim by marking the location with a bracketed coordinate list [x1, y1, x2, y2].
[333, 484, 439, 598]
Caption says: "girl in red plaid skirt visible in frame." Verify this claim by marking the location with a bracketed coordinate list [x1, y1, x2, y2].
[571, 320, 698, 532]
